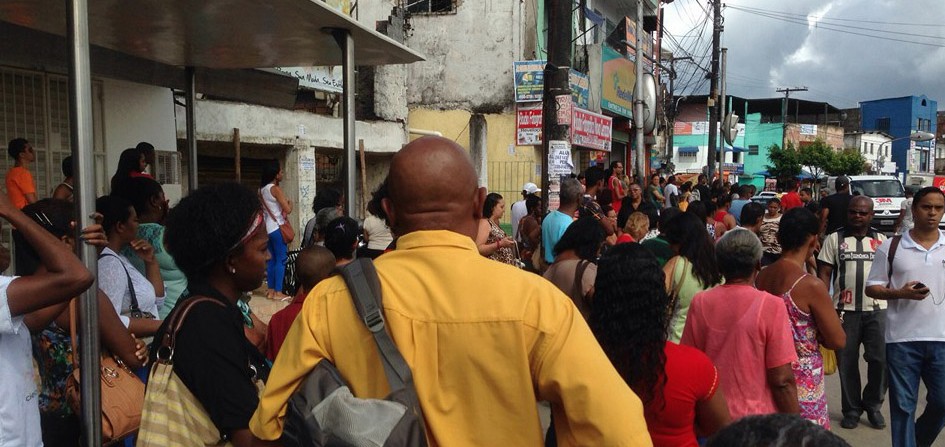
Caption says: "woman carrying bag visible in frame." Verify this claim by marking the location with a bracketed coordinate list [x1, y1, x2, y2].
[260, 160, 293, 301]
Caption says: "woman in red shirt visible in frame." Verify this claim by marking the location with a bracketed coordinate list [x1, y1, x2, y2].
[590, 243, 731, 446]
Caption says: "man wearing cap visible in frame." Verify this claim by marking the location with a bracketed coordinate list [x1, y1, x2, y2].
[822, 176, 852, 235]
[511, 182, 540, 241]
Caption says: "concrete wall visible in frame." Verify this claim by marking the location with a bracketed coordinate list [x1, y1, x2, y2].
[101, 79, 181, 202]
[406, 1, 520, 111]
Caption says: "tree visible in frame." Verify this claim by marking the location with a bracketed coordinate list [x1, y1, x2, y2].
[797, 139, 836, 187]
[827, 148, 867, 176]
[766, 143, 801, 182]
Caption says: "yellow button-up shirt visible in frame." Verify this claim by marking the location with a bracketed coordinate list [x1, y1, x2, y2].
[250, 230, 651, 446]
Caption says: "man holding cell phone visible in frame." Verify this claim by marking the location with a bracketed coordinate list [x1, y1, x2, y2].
[866, 186, 945, 447]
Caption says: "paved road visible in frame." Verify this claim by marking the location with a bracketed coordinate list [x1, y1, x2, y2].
[825, 348, 945, 446]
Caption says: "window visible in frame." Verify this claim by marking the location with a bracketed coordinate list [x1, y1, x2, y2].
[918, 118, 932, 132]
[876, 117, 891, 132]
[748, 145, 759, 155]
[869, 143, 874, 155]
[406, 0, 456, 14]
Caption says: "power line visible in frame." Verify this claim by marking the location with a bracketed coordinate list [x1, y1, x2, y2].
[729, 5, 945, 41]
[728, 7, 945, 48]
[729, 3, 945, 28]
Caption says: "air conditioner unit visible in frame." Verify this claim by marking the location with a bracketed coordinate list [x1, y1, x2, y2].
[154, 150, 181, 185]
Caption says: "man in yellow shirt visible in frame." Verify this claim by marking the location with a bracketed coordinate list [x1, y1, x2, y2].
[251, 137, 651, 446]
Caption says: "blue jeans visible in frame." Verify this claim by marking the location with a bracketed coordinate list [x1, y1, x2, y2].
[887, 341, 945, 447]
[266, 229, 287, 291]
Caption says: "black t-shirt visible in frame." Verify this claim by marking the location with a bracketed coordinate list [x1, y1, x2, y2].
[617, 197, 657, 229]
[695, 184, 711, 203]
[821, 193, 852, 235]
[150, 284, 270, 437]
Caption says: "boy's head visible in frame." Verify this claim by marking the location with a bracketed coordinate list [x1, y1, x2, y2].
[295, 245, 336, 293]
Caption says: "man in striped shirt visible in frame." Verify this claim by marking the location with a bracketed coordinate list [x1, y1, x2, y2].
[817, 195, 888, 430]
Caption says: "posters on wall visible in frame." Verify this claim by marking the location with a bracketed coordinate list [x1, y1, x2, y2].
[513, 60, 546, 102]
[516, 103, 543, 146]
[800, 124, 817, 136]
[569, 70, 590, 109]
[571, 107, 613, 152]
[601, 46, 636, 119]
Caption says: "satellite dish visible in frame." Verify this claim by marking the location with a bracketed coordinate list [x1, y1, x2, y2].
[722, 112, 740, 146]
[637, 72, 658, 134]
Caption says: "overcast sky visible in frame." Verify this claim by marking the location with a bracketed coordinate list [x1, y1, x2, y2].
[662, 0, 945, 109]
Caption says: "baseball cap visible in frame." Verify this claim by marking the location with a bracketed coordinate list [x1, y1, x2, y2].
[836, 176, 850, 189]
[522, 182, 541, 194]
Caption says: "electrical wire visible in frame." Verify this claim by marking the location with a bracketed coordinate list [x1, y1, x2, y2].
[730, 5, 945, 41]
[729, 3, 945, 28]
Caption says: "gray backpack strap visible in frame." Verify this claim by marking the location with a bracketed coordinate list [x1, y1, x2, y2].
[340, 258, 411, 391]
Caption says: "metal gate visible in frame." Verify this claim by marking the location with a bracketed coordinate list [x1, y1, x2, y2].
[487, 160, 539, 226]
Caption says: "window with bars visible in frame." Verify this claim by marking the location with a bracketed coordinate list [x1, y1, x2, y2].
[748, 145, 759, 155]
[875, 117, 890, 132]
[405, 0, 455, 14]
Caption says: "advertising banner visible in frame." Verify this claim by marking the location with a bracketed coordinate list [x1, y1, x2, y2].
[569, 70, 590, 109]
[571, 107, 613, 152]
[514, 60, 546, 102]
[267, 67, 343, 93]
[800, 124, 818, 136]
[516, 103, 543, 146]
[601, 46, 636, 118]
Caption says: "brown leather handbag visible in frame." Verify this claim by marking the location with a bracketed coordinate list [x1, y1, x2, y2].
[64, 299, 146, 444]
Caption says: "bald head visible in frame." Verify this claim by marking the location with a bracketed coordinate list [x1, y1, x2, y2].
[383, 136, 484, 239]
[850, 195, 873, 210]
[295, 245, 336, 292]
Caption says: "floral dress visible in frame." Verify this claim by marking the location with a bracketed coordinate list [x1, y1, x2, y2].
[781, 274, 830, 428]
[486, 219, 516, 266]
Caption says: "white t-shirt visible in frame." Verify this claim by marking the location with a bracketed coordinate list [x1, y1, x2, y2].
[99, 247, 162, 327]
[0, 275, 42, 446]
[510, 200, 527, 241]
[866, 230, 945, 343]
[663, 183, 679, 208]
[363, 214, 393, 251]
[260, 183, 286, 234]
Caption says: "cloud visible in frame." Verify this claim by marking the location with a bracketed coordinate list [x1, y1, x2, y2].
[662, 0, 945, 108]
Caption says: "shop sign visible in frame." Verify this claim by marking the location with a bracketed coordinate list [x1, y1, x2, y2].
[723, 162, 745, 174]
[514, 60, 546, 102]
[601, 46, 636, 118]
[571, 107, 613, 152]
[569, 70, 590, 109]
[268, 67, 343, 93]
[800, 124, 817, 136]
[516, 103, 543, 146]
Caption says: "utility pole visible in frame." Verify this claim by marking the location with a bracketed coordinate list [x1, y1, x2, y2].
[776, 86, 808, 150]
[633, 0, 646, 180]
[541, 0, 572, 212]
[718, 48, 727, 180]
[706, 0, 722, 181]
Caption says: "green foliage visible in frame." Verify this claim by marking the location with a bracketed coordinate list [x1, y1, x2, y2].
[827, 148, 867, 176]
[765, 143, 801, 180]
[797, 139, 835, 183]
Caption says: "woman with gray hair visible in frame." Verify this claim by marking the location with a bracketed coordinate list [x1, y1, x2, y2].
[681, 229, 801, 421]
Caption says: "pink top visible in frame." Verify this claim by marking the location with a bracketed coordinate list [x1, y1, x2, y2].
[680, 284, 797, 420]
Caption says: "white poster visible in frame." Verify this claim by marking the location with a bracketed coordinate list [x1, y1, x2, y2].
[548, 140, 574, 177]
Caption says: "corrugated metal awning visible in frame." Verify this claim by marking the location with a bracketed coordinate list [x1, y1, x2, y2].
[678, 146, 699, 154]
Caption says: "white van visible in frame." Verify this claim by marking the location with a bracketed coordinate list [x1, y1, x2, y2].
[820, 175, 905, 233]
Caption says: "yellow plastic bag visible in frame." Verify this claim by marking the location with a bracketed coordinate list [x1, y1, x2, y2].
[820, 345, 837, 376]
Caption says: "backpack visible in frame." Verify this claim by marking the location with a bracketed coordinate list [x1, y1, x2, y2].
[280, 258, 428, 447]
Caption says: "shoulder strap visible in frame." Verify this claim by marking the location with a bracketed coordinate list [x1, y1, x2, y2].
[258, 189, 280, 222]
[340, 258, 412, 391]
[99, 252, 141, 314]
[572, 260, 591, 301]
[787, 273, 808, 294]
[69, 298, 79, 369]
[887, 235, 902, 280]
[157, 297, 225, 356]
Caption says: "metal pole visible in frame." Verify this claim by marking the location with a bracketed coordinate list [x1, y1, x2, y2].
[186, 67, 198, 192]
[66, 0, 102, 444]
[634, 0, 646, 179]
[333, 29, 357, 216]
[718, 48, 727, 181]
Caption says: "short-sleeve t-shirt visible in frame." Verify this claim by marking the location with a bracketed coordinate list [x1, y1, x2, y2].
[645, 342, 719, 447]
[541, 210, 574, 264]
[0, 275, 42, 446]
[821, 193, 852, 235]
[817, 230, 887, 312]
[680, 284, 797, 420]
[5, 166, 35, 210]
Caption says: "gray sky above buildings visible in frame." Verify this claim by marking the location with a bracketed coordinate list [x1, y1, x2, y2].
[662, 0, 945, 109]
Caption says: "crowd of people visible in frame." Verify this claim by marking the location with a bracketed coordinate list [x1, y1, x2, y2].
[3, 134, 943, 447]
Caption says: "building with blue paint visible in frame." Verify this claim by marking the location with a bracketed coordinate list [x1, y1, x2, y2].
[860, 95, 937, 176]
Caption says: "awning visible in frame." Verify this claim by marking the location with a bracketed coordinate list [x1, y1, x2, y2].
[678, 146, 699, 154]
[0, 0, 424, 68]
[730, 146, 748, 153]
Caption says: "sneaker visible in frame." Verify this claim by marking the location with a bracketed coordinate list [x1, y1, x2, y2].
[840, 414, 860, 429]
[866, 410, 886, 429]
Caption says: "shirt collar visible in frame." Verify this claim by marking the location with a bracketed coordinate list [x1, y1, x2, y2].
[900, 229, 945, 252]
[394, 230, 478, 252]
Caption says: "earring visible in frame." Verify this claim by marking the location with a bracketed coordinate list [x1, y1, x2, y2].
[229, 267, 236, 274]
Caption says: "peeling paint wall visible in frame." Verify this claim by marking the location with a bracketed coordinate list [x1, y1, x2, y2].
[406, 0, 521, 111]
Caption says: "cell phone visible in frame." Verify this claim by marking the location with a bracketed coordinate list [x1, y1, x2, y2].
[913, 282, 927, 290]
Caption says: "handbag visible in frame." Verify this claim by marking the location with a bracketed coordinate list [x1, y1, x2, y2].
[100, 252, 155, 320]
[260, 189, 295, 244]
[280, 258, 427, 447]
[64, 299, 145, 445]
[138, 297, 264, 447]
[821, 345, 837, 375]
